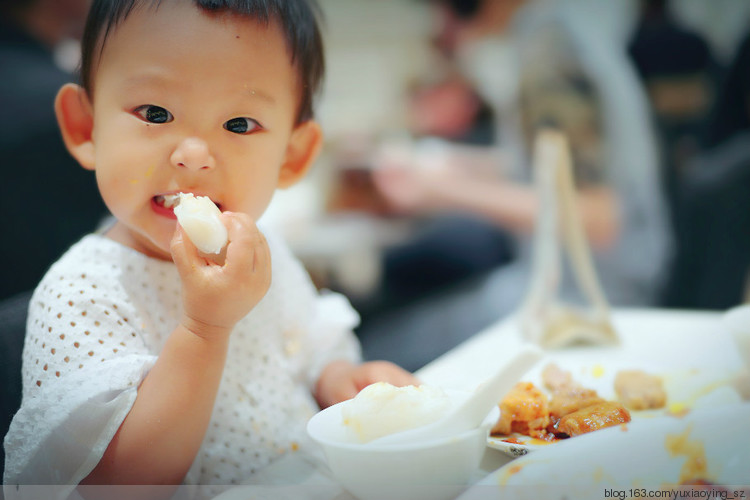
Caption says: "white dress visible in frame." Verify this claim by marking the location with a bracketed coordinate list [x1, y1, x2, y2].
[3, 225, 361, 500]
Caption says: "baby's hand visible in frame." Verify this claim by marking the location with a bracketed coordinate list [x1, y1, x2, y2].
[171, 212, 271, 340]
[315, 360, 420, 408]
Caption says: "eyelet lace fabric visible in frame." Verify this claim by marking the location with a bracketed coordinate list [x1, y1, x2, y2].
[3, 225, 361, 500]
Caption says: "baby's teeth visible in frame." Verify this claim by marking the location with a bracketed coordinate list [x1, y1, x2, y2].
[162, 194, 180, 208]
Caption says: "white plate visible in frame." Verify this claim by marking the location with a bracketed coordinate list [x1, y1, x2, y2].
[481, 310, 746, 457]
[462, 403, 750, 500]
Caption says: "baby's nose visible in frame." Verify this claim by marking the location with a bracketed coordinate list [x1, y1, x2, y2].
[170, 137, 215, 171]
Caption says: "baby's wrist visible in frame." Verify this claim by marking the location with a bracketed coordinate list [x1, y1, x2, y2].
[180, 315, 234, 342]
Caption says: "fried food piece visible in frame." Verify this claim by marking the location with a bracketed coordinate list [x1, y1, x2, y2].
[541, 363, 577, 393]
[556, 401, 631, 437]
[614, 370, 667, 410]
[548, 387, 604, 425]
[491, 382, 550, 439]
[541, 363, 604, 430]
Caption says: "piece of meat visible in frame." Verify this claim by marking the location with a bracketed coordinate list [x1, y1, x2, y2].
[555, 401, 631, 437]
[614, 370, 667, 410]
[491, 381, 550, 439]
[548, 387, 604, 427]
[541, 363, 578, 393]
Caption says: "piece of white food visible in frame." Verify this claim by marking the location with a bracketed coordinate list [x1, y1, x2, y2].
[341, 382, 451, 443]
[173, 193, 227, 254]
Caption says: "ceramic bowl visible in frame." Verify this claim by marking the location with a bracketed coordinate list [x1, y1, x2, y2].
[306, 391, 493, 500]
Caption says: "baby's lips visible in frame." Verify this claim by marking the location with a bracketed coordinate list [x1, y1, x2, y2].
[156, 191, 223, 211]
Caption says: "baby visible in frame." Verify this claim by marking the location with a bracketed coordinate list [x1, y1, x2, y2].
[2, 1, 417, 498]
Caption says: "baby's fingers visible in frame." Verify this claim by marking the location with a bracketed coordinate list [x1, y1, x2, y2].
[354, 361, 420, 391]
[171, 225, 203, 274]
[223, 213, 271, 275]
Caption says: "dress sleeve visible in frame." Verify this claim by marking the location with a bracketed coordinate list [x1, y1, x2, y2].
[261, 226, 363, 390]
[3, 262, 157, 495]
[303, 289, 363, 388]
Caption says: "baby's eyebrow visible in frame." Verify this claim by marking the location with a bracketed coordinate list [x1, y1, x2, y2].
[120, 72, 171, 91]
[242, 87, 275, 105]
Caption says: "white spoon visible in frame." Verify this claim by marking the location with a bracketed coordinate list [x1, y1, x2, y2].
[369, 344, 544, 446]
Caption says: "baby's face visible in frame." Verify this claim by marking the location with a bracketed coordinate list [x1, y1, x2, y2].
[88, 1, 305, 259]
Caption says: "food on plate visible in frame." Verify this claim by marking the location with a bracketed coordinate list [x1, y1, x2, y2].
[543, 362, 605, 426]
[614, 369, 667, 410]
[341, 382, 451, 443]
[548, 386, 604, 425]
[535, 309, 619, 349]
[491, 382, 550, 439]
[491, 363, 632, 441]
[540, 362, 576, 392]
[173, 192, 228, 254]
[665, 425, 710, 484]
[555, 401, 631, 437]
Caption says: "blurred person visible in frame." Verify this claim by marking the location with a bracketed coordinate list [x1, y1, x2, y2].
[628, 0, 719, 226]
[359, 0, 670, 370]
[0, 0, 108, 301]
[3, 1, 419, 498]
[661, 29, 750, 310]
[406, 70, 496, 145]
[355, 70, 515, 320]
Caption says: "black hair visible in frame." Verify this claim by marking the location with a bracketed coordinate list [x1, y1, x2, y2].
[446, 0, 481, 19]
[419, 0, 481, 20]
[79, 0, 325, 123]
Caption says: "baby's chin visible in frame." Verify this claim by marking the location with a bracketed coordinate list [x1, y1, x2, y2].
[135, 234, 175, 262]
[104, 217, 177, 261]
[128, 227, 177, 261]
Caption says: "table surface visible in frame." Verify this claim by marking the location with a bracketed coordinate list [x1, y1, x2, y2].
[215, 307, 742, 500]
[415, 307, 731, 473]
[416, 307, 725, 387]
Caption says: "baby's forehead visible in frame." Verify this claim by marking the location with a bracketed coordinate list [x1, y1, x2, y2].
[93, 4, 295, 78]
[82, 0, 319, 122]
[103, 3, 288, 48]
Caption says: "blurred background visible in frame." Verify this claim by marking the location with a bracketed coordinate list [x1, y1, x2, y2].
[261, 0, 750, 369]
[3, 0, 750, 369]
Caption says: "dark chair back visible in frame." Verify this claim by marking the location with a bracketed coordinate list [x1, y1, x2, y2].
[661, 133, 750, 309]
[0, 290, 31, 477]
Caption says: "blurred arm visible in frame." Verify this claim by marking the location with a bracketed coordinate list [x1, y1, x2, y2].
[372, 159, 619, 249]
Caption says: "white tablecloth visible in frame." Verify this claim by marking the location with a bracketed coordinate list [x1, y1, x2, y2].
[216, 307, 747, 499]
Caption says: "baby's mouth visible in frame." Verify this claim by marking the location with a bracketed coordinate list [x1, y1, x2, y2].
[153, 193, 181, 209]
[153, 193, 223, 211]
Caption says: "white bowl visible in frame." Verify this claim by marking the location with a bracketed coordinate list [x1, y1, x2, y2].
[306, 392, 493, 500]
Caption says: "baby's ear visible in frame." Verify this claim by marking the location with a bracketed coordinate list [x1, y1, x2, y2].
[55, 83, 96, 171]
[278, 120, 323, 189]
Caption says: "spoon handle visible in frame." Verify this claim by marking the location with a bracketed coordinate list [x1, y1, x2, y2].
[447, 344, 544, 431]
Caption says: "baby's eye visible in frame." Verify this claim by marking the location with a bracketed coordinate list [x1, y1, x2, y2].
[224, 117, 261, 135]
[134, 105, 173, 124]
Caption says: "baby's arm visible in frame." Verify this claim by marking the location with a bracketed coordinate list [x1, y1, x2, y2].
[82, 213, 270, 491]
[315, 359, 420, 409]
